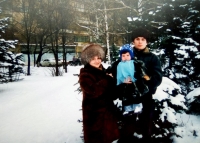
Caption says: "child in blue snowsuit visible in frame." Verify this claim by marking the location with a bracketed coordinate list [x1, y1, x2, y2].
[106, 44, 150, 142]
[107, 44, 150, 115]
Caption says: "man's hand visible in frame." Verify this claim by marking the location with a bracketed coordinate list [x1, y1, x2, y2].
[143, 75, 150, 80]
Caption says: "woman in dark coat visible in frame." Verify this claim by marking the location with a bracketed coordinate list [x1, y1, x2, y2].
[79, 43, 120, 143]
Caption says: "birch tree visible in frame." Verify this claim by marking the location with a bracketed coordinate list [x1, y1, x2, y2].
[75, 0, 136, 63]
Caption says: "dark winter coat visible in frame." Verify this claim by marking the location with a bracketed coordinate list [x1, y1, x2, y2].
[133, 47, 162, 97]
[79, 64, 120, 143]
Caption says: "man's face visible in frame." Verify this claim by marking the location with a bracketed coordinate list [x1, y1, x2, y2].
[133, 37, 147, 50]
[121, 52, 131, 61]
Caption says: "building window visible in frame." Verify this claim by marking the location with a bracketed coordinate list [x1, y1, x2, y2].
[74, 36, 90, 42]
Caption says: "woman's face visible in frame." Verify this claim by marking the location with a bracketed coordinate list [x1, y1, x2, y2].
[133, 37, 147, 50]
[89, 56, 102, 68]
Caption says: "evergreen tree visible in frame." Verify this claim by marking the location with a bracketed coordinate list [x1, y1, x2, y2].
[148, 0, 200, 95]
[110, 44, 119, 63]
[151, 80, 187, 143]
[0, 10, 24, 83]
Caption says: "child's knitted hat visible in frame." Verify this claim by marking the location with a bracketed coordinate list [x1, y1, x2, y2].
[119, 44, 134, 59]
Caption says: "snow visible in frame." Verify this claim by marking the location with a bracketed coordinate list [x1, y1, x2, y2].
[160, 102, 177, 123]
[174, 48, 189, 58]
[132, 17, 141, 21]
[172, 36, 181, 39]
[170, 94, 187, 109]
[180, 4, 188, 8]
[0, 65, 200, 143]
[155, 77, 181, 95]
[186, 87, 200, 103]
[189, 10, 199, 13]
[185, 38, 199, 46]
[149, 11, 154, 15]
[0, 62, 13, 66]
[0, 66, 83, 143]
[127, 17, 132, 21]
[174, 113, 200, 143]
[9, 45, 15, 48]
[195, 54, 200, 59]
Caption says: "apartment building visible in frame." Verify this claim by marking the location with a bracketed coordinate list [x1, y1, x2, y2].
[2, 0, 125, 59]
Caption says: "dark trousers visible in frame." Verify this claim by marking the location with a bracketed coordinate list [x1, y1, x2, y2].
[118, 94, 155, 143]
[118, 115, 138, 143]
[139, 95, 155, 140]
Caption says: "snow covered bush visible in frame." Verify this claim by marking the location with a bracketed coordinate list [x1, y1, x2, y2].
[47, 66, 64, 77]
[152, 77, 187, 142]
[161, 37, 200, 95]
[186, 87, 200, 115]
[0, 39, 24, 83]
[113, 77, 188, 142]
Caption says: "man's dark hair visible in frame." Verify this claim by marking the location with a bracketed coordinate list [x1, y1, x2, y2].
[131, 28, 150, 42]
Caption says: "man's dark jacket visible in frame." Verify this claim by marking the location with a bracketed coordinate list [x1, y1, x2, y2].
[134, 47, 162, 97]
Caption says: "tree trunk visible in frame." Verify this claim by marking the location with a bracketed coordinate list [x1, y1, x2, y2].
[103, 0, 110, 64]
[27, 45, 31, 75]
[63, 44, 67, 73]
[36, 44, 44, 67]
[138, 0, 143, 19]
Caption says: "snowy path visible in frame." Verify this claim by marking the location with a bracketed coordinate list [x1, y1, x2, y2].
[0, 66, 83, 143]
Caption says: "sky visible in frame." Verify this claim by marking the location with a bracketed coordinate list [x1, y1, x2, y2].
[0, 64, 200, 143]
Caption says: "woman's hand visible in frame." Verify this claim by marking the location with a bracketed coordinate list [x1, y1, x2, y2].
[106, 73, 113, 77]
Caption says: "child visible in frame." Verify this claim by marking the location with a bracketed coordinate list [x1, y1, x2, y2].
[107, 44, 149, 116]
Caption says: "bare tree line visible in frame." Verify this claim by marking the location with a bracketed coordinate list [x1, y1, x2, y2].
[2, 0, 163, 76]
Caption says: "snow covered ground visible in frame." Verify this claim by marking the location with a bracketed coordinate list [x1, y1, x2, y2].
[0, 66, 83, 143]
[0, 65, 200, 143]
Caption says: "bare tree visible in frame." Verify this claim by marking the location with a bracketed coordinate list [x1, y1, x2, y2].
[12, 0, 38, 75]
[43, 0, 74, 76]
[34, 0, 53, 67]
[58, 1, 74, 73]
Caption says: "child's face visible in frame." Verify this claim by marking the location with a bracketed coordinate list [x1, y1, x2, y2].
[121, 52, 131, 61]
